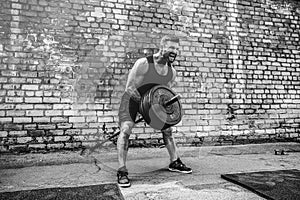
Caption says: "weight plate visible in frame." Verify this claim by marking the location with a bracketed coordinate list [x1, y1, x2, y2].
[139, 85, 182, 130]
[151, 88, 181, 124]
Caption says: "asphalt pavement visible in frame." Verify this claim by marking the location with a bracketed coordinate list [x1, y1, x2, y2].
[1, 142, 300, 200]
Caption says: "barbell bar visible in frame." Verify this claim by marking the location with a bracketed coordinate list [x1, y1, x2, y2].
[163, 94, 181, 107]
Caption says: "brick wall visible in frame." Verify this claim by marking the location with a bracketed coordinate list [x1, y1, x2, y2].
[0, 0, 300, 153]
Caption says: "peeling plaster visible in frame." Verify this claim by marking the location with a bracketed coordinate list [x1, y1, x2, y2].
[91, 7, 106, 18]
[264, 0, 297, 15]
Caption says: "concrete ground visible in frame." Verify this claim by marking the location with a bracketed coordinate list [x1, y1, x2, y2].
[1, 142, 300, 200]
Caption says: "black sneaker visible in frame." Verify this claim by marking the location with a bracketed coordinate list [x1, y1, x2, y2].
[169, 158, 192, 174]
[117, 170, 131, 188]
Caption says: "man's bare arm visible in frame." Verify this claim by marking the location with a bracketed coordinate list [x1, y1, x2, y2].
[125, 58, 148, 102]
[167, 67, 177, 88]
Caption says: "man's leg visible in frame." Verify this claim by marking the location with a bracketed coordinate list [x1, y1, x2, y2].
[162, 127, 178, 162]
[117, 121, 134, 170]
[162, 127, 192, 174]
[117, 120, 134, 187]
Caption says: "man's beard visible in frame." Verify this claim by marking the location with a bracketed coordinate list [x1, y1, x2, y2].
[162, 52, 177, 64]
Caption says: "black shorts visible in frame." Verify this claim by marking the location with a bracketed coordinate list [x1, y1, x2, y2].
[118, 92, 140, 125]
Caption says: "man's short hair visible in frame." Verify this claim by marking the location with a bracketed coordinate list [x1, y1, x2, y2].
[160, 35, 180, 47]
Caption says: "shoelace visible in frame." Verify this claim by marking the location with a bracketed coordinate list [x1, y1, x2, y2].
[118, 171, 128, 178]
[174, 161, 185, 168]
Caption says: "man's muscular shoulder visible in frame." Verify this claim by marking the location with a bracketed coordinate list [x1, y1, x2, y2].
[134, 57, 149, 76]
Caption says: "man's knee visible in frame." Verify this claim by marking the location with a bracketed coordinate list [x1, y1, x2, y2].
[120, 127, 131, 138]
[162, 127, 173, 138]
[162, 127, 174, 145]
[120, 122, 134, 137]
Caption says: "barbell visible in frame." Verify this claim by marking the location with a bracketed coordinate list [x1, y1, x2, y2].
[81, 85, 182, 155]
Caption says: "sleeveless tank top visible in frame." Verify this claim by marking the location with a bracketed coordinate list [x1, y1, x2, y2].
[137, 55, 173, 97]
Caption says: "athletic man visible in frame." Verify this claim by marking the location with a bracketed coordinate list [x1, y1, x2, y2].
[117, 35, 192, 188]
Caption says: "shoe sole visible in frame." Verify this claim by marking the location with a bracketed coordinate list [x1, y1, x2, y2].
[168, 168, 192, 174]
[118, 183, 131, 188]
